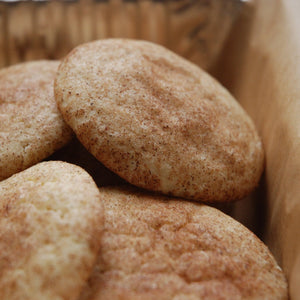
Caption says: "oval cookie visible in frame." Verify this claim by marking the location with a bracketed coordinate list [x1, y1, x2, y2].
[79, 186, 288, 300]
[55, 39, 264, 202]
[0, 161, 104, 300]
[0, 60, 73, 181]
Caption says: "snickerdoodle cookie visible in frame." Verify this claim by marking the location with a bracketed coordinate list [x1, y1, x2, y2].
[79, 186, 288, 300]
[0, 60, 73, 181]
[0, 161, 103, 300]
[55, 39, 264, 202]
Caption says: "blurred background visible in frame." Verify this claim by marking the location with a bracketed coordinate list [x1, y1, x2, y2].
[0, 0, 242, 70]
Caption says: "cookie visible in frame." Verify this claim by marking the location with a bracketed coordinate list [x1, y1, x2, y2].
[0, 161, 104, 300]
[0, 60, 73, 181]
[79, 186, 288, 300]
[55, 39, 264, 202]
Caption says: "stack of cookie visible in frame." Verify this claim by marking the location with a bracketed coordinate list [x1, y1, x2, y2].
[0, 39, 288, 299]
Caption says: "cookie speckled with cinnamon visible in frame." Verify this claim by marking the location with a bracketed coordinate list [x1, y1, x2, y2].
[55, 39, 264, 202]
[0, 60, 73, 181]
[78, 186, 288, 300]
[0, 161, 104, 300]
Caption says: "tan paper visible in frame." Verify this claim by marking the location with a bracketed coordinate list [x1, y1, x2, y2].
[214, 0, 300, 298]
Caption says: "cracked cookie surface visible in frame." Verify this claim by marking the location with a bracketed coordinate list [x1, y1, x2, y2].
[0, 60, 73, 181]
[55, 39, 264, 202]
[79, 186, 288, 300]
[0, 161, 104, 300]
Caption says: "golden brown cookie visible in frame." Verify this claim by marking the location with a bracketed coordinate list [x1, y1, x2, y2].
[79, 186, 288, 300]
[0, 60, 73, 181]
[55, 39, 264, 202]
[0, 161, 104, 300]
